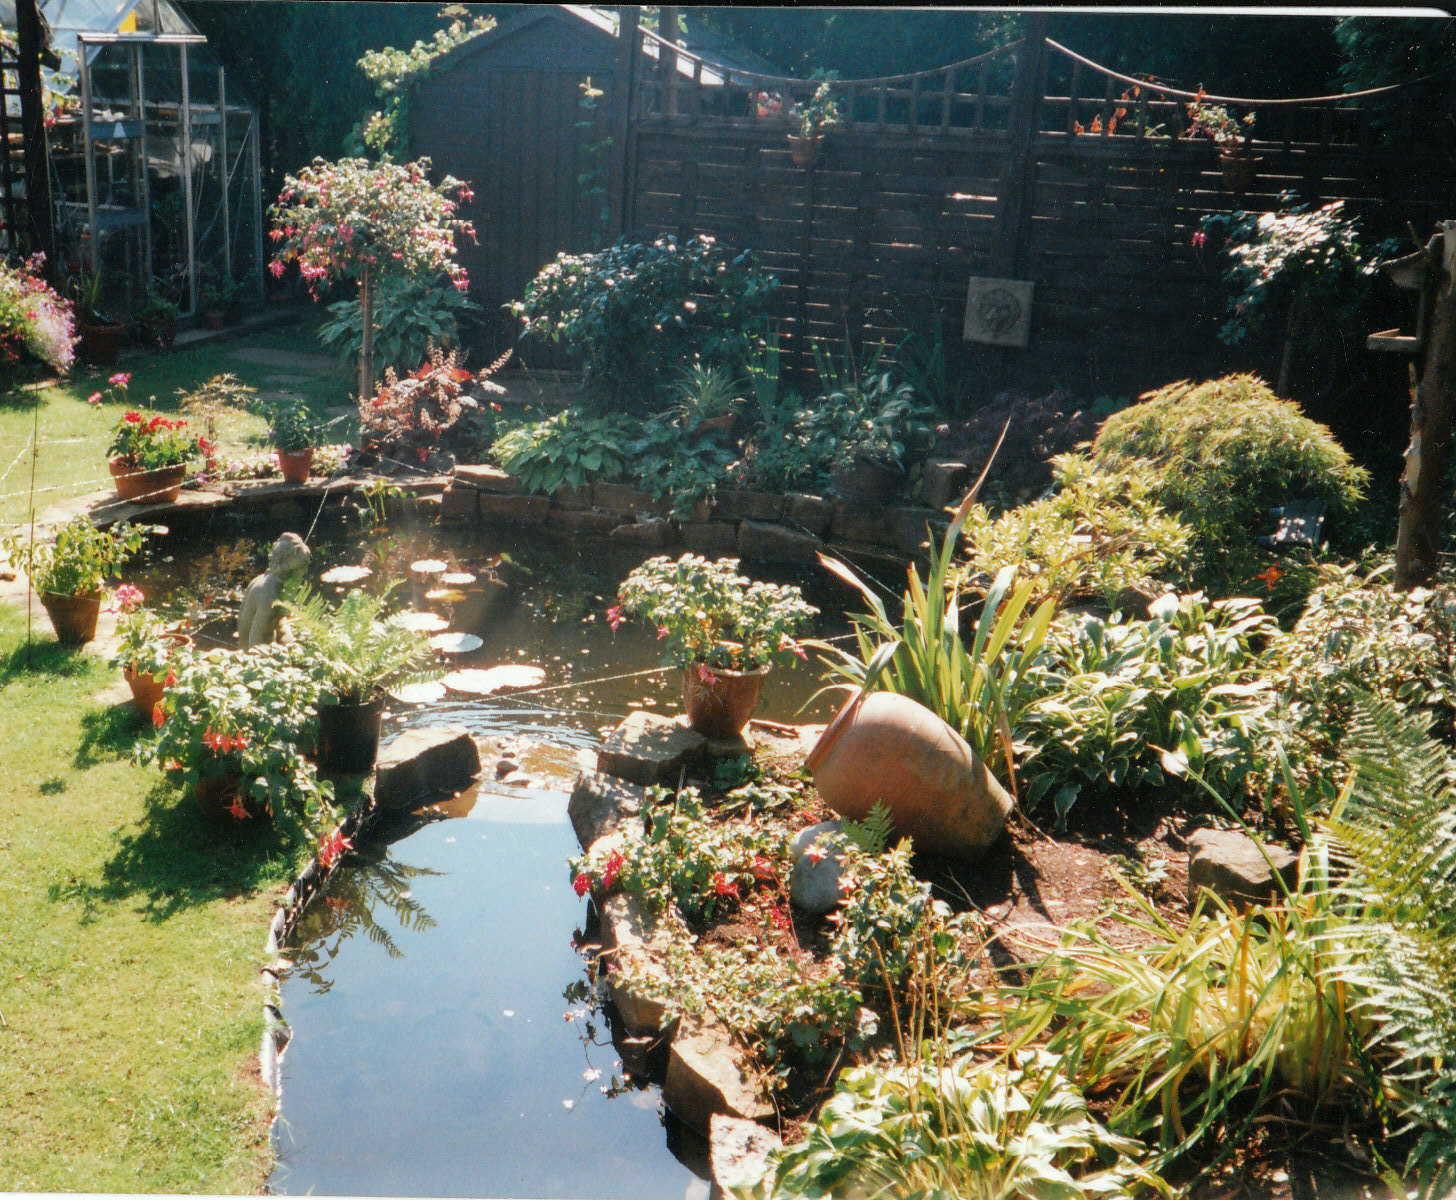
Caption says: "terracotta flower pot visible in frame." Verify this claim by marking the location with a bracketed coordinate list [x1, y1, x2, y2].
[315, 696, 384, 774]
[204, 309, 226, 331]
[1218, 151, 1259, 194]
[788, 133, 822, 167]
[806, 690, 1013, 859]
[277, 447, 314, 484]
[40, 590, 102, 645]
[831, 452, 905, 504]
[682, 664, 769, 738]
[194, 773, 270, 823]
[122, 632, 192, 716]
[78, 321, 126, 364]
[109, 458, 186, 504]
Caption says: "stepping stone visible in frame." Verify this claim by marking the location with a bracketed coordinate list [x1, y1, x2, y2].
[1186, 827, 1299, 912]
[375, 726, 481, 811]
[597, 711, 707, 786]
[599, 893, 677, 1038]
[664, 1017, 774, 1135]
[568, 770, 648, 849]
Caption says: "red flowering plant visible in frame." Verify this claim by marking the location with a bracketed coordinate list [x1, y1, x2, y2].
[268, 156, 475, 401]
[567, 785, 787, 925]
[135, 642, 333, 822]
[356, 344, 510, 467]
[0, 253, 75, 381]
[612, 553, 818, 676]
[107, 409, 209, 471]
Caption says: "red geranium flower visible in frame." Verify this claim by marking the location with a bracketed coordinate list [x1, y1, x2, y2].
[152, 702, 166, 727]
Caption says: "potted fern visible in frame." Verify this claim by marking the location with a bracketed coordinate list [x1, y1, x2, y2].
[283, 586, 438, 773]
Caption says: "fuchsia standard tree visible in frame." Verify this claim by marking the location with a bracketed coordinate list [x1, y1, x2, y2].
[268, 156, 475, 402]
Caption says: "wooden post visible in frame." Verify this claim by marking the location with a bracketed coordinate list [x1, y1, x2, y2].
[1395, 223, 1456, 590]
[658, 7, 679, 116]
[15, 0, 53, 269]
[608, 5, 639, 241]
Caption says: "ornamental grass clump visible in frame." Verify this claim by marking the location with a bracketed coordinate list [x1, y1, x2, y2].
[1091, 374, 1368, 588]
[613, 553, 818, 673]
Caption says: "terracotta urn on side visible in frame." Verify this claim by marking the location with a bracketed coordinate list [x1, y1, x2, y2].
[682, 665, 770, 739]
[806, 690, 1013, 859]
[40, 590, 103, 645]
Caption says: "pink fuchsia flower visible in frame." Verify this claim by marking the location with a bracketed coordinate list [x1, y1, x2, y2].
[601, 850, 624, 890]
[108, 372, 131, 387]
[87, 392, 102, 405]
[572, 872, 591, 898]
[152, 702, 166, 727]
[697, 664, 718, 686]
[1191, 230, 1208, 248]
[226, 794, 252, 822]
[318, 830, 354, 871]
[712, 872, 737, 898]
[656, 625, 669, 639]
[605, 605, 623, 632]
[268, 260, 286, 278]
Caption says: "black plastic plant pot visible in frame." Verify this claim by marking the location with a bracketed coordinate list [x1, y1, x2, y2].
[316, 696, 385, 775]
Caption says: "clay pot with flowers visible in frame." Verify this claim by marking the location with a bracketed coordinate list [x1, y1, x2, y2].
[1186, 96, 1258, 192]
[106, 584, 191, 718]
[1, 517, 146, 645]
[611, 553, 818, 738]
[267, 399, 322, 483]
[140, 642, 330, 824]
[788, 76, 840, 167]
[107, 409, 209, 503]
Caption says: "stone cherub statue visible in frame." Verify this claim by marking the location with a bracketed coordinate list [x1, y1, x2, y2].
[238, 533, 311, 648]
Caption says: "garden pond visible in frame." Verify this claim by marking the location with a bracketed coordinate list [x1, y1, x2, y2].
[126, 508, 860, 1198]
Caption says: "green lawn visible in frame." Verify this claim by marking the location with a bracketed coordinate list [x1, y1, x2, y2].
[0, 314, 347, 1190]
[0, 310, 351, 526]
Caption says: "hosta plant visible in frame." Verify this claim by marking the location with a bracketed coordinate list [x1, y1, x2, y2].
[489, 408, 640, 494]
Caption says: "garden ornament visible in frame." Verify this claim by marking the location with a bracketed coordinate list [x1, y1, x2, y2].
[238, 533, 311, 648]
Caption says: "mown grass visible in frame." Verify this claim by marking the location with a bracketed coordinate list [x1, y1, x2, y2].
[0, 315, 347, 1189]
[0, 309, 350, 526]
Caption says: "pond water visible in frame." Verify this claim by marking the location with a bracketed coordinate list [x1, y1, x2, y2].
[131, 510, 870, 1198]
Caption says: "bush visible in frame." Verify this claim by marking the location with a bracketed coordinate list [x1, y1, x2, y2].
[358, 345, 508, 467]
[489, 408, 641, 494]
[1091, 374, 1369, 587]
[960, 454, 1193, 609]
[1019, 593, 1280, 824]
[510, 235, 778, 412]
[0, 255, 75, 378]
[317, 271, 479, 381]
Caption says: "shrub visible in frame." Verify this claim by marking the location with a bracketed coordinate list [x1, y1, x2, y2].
[489, 408, 640, 494]
[796, 371, 932, 473]
[510, 235, 778, 412]
[935, 390, 1103, 506]
[359, 345, 509, 467]
[629, 417, 735, 519]
[1018, 593, 1279, 824]
[0, 254, 75, 377]
[107, 410, 207, 470]
[1091, 374, 1369, 586]
[2, 518, 145, 599]
[960, 454, 1193, 609]
[317, 271, 480, 381]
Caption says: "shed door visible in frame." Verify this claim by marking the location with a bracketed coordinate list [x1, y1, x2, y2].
[469, 68, 613, 358]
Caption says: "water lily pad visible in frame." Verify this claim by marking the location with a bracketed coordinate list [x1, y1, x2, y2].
[431, 632, 483, 654]
[320, 565, 373, 584]
[410, 558, 448, 575]
[441, 571, 477, 586]
[397, 611, 450, 633]
[389, 681, 447, 705]
[443, 665, 546, 695]
[425, 588, 469, 603]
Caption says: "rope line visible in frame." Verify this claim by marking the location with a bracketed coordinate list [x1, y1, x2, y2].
[1044, 37, 1456, 107]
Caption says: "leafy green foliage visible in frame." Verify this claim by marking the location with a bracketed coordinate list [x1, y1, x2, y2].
[318, 271, 480, 380]
[961, 454, 1193, 608]
[3, 518, 145, 598]
[615, 554, 818, 672]
[797, 370, 931, 471]
[510, 235, 779, 412]
[1200, 198, 1395, 347]
[281, 585, 437, 703]
[1091, 374, 1369, 586]
[264, 398, 325, 452]
[749, 1047, 1168, 1200]
[489, 409, 639, 494]
[629, 417, 735, 519]
[1018, 594, 1279, 824]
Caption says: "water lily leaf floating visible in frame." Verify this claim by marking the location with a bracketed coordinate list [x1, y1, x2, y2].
[397, 610, 450, 634]
[410, 558, 448, 577]
[389, 680, 448, 705]
[425, 587, 469, 604]
[320, 565, 373, 585]
[443, 665, 546, 695]
[440, 571, 477, 587]
[431, 632, 483, 654]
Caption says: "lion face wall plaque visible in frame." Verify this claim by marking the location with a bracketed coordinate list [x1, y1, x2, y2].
[962, 277, 1033, 347]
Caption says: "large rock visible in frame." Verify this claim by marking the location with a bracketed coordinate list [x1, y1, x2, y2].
[568, 770, 648, 849]
[920, 458, 971, 511]
[710, 1114, 782, 1196]
[664, 1017, 774, 1135]
[1187, 828, 1299, 911]
[453, 464, 521, 493]
[788, 820, 847, 915]
[597, 710, 706, 786]
[600, 893, 677, 1037]
[737, 520, 823, 563]
[374, 726, 481, 810]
